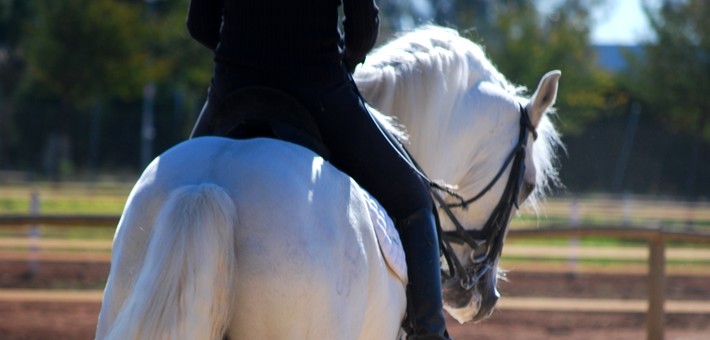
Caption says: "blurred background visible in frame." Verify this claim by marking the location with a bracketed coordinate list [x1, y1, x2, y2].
[0, 0, 707, 198]
[0, 0, 708, 339]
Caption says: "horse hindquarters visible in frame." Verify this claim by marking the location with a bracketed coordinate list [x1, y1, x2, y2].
[104, 184, 237, 340]
[97, 137, 408, 339]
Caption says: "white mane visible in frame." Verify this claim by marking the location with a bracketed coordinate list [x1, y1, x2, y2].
[356, 25, 563, 210]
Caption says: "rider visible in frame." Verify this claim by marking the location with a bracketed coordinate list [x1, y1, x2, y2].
[187, 1, 449, 338]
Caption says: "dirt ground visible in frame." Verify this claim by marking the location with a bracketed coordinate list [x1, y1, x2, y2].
[1, 260, 709, 339]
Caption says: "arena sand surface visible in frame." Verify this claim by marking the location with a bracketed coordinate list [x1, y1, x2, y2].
[1, 260, 709, 339]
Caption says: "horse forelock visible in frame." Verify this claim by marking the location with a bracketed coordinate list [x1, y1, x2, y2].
[357, 24, 563, 214]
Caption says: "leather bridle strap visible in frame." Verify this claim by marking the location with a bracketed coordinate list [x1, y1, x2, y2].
[349, 69, 537, 290]
[445, 103, 537, 209]
[438, 103, 535, 289]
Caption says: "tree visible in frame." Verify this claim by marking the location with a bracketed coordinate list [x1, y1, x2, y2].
[0, 0, 34, 167]
[1, 0, 215, 176]
[17, 0, 148, 177]
[23, 0, 147, 107]
[632, 0, 709, 139]
[455, 0, 618, 135]
[625, 0, 710, 196]
[134, 0, 214, 157]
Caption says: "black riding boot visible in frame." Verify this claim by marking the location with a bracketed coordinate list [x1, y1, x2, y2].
[398, 208, 451, 340]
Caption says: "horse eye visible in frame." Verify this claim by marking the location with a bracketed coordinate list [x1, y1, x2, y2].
[522, 182, 535, 200]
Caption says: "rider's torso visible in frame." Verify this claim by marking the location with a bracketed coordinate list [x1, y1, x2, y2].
[215, 0, 343, 82]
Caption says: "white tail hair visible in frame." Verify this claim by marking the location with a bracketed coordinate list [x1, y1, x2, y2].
[106, 183, 237, 340]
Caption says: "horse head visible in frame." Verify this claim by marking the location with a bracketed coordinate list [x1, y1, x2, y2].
[355, 25, 563, 324]
[436, 71, 561, 323]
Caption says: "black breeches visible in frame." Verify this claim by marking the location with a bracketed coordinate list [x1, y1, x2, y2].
[193, 66, 433, 221]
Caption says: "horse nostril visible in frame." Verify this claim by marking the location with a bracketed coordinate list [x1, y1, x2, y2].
[483, 286, 499, 307]
[473, 287, 500, 322]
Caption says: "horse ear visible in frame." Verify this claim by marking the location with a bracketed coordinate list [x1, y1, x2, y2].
[526, 70, 561, 126]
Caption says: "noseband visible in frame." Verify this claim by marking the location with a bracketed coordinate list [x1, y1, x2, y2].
[434, 103, 536, 290]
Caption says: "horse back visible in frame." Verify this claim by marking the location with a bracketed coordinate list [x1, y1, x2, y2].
[100, 137, 405, 339]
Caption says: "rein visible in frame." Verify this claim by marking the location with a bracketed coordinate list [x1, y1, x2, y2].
[436, 103, 536, 290]
[349, 72, 536, 291]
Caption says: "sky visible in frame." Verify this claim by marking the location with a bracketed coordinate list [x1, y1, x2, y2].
[590, 0, 656, 45]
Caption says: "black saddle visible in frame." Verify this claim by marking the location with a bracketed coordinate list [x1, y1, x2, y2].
[211, 86, 330, 159]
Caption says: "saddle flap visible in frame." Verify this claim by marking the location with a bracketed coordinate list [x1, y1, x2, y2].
[213, 86, 330, 158]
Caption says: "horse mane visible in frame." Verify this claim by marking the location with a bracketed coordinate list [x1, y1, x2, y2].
[357, 25, 563, 211]
[370, 26, 521, 90]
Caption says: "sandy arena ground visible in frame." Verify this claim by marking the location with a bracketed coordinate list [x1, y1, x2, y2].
[1, 260, 709, 339]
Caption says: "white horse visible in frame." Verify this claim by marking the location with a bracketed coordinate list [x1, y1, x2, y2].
[353, 26, 563, 323]
[96, 25, 562, 339]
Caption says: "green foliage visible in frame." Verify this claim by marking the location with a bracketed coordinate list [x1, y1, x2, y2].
[0, 182, 131, 214]
[3, 0, 213, 174]
[22, 0, 148, 106]
[626, 0, 710, 141]
[1, 0, 704, 197]
[0, 0, 34, 164]
[150, 0, 213, 90]
[0, 0, 32, 46]
[17, 0, 212, 112]
[608, 0, 710, 197]
[459, 0, 618, 135]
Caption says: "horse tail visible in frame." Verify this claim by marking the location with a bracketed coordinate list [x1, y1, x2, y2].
[106, 183, 237, 340]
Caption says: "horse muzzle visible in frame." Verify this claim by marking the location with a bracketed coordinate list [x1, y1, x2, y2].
[472, 282, 499, 322]
[442, 277, 474, 309]
[441, 268, 500, 323]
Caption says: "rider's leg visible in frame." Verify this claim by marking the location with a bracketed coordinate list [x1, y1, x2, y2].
[293, 79, 450, 339]
[398, 208, 449, 339]
[190, 69, 450, 338]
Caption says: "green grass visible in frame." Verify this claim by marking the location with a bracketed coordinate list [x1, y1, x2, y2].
[1, 182, 708, 275]
[505, 237, 648, 248]
[0, 182, 132, 215]
[0, 225, 117, 241]
[39, 226, 116, 240]
[501, 255, 710, 266]
[2, 182, 710, 243]
[1, 182, 131, 240]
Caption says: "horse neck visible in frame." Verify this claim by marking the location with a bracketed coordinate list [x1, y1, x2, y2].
[359, 66, 459, 172]
[355, 25, 533, 211]
[363, 66, 513, 187]
[366, 69, 533, 232]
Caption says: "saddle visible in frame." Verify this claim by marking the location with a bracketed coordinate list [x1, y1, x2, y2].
[211, 86, 330, 159]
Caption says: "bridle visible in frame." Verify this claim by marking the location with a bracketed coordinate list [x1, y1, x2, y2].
[350, 72, 537, 290]
[434, 103, 537, 290]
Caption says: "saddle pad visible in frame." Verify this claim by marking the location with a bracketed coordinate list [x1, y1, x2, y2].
[365, 196, 408, 284]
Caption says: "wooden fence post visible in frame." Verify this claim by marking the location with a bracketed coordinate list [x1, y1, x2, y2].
[28, 190, 41, 277]
[567, 197, 580, 276]
[647, 232, 665, 340]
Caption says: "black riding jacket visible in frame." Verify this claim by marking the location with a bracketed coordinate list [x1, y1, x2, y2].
[187, 0, 379, 82]
[186, 0, 433, 224]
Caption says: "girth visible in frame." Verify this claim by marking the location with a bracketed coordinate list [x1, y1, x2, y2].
[211, 86, 330, 159]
